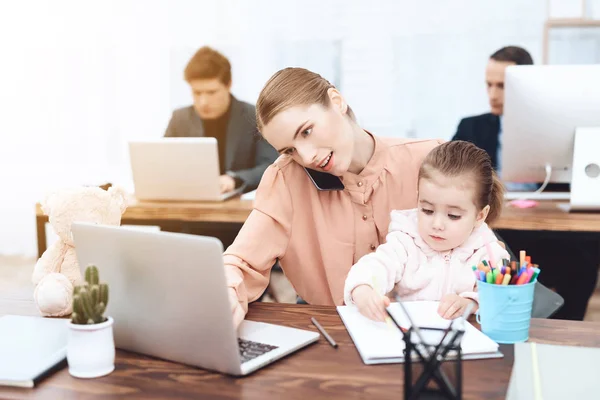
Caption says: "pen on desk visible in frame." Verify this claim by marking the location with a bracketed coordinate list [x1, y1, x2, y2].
[311, 317, 337, 348]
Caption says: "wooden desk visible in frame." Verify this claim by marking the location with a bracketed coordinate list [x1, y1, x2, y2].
[35, 197, 254, 257]
[35, 199, 600, 258]
[492, 201, 600, 233]
[4, 303, 600, 399]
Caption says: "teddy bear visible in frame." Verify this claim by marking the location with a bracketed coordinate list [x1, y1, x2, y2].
[32, 185, 128, 317]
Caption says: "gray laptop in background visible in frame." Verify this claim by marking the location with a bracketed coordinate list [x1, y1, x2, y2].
[71, 223, 319, 376]
[128, 138, 243, 202]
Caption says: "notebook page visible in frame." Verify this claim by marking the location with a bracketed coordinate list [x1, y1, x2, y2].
[388, 301, 498, 354]
[338, 301, 498, 362]
[387, 301, 452, 329]
[387, 301, 499, 354]
[337, 306, 405, 360]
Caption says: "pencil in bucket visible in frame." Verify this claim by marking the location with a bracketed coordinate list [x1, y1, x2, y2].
[474, 248, 540, 344]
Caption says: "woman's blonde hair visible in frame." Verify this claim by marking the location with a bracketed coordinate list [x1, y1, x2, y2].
[419, 141, 505, 224]
[256, 67, 355, 132]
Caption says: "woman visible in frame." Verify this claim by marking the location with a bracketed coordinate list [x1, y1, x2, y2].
[224, 67, 442, 326]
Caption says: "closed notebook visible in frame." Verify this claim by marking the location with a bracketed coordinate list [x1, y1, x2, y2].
[337, 301, 502, 365]
[507, 342, 600, 399]
[0, 315, 68, 388]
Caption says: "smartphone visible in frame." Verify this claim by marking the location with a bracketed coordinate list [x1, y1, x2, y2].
[303, 167, 345, 191]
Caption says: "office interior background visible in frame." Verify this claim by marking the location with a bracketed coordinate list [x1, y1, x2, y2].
[0, 0, 599, 256]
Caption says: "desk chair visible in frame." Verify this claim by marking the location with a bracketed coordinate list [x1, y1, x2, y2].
[494, 231, 564, 319]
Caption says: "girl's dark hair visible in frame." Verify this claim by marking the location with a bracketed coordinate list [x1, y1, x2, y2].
[419, 140, 505, 224]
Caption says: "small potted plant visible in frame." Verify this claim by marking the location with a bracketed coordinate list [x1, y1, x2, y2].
[66, 265, 115, 378]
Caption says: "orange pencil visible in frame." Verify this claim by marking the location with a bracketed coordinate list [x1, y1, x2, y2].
[495, 273, 504, 284]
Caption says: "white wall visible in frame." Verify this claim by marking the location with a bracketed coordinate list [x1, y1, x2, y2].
[0, 0, 596, 256]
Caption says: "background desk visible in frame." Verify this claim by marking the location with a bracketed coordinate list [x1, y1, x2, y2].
[492, 201, 600, 232]
[35, 200, 600, 258]
[35, 198, 254, 258]
[3, 303, 600, 399]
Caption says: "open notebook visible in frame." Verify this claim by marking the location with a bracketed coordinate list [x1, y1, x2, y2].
[0, 315, 68, 388]
[337, 301, 502, 365]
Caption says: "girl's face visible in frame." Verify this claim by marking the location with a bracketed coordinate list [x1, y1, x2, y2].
[417, 170, 489, 252]
[260, 89, 355, 177]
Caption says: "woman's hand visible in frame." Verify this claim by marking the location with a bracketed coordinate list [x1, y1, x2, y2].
[351, 284, 391, 322]
[437, 294, 478, 320]
[228, 288, 245, 329]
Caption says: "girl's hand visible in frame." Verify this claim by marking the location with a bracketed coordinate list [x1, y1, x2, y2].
[438, 294, 478, 320]
[351, 284, 391, 322]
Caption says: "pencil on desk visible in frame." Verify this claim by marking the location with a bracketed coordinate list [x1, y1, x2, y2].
[311, 317, 337, 348]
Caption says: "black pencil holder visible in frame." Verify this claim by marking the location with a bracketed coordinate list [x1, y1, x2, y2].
[403, 327, 463, 400]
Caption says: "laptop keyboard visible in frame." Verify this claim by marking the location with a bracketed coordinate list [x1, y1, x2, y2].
[238, 338, 278, 363]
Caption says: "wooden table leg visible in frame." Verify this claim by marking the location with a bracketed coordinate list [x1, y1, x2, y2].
[36, 216, 47, 259]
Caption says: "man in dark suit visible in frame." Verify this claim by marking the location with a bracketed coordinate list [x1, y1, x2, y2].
[165, 46, 278, 193]
[452, 46, 533, 172]
[453, 46, 599, 321]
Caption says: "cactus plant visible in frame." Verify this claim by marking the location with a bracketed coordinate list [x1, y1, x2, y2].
[71, 265, 109, 325]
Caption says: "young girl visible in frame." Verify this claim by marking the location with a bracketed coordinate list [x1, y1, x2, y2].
[344, 140, 510, 321]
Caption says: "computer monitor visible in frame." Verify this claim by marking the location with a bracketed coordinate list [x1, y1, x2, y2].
[502, 65, 600, 209]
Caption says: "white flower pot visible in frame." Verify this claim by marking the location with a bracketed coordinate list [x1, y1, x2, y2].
[67, 316, 115, 378]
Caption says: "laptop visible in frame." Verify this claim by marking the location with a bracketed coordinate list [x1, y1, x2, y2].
[129, 138, 243, 201]
[71, 223, 319, 376]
